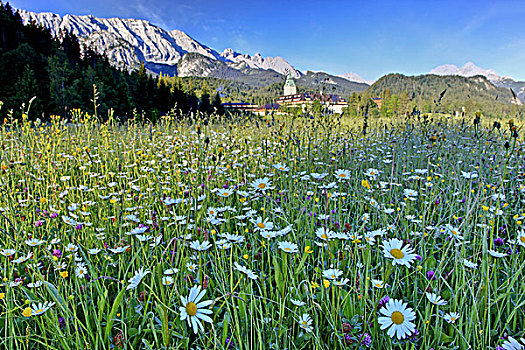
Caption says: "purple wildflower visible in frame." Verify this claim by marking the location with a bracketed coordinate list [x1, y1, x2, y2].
[361, 333, 372, 347]
[377, 295, 390, 310]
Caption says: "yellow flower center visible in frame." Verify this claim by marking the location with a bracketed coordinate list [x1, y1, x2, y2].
[258, 183, 266, 189]
[520, 236, 525, 243]
[390, 248, 404, 259]
[451, 317, 456, 321]
[391, 311, 404, 325]
[284, 247, 291, 251]
[37, 308, 43, 313]
[222, 192, 229, 196]
[279, 167, 284, 170]
[338, 174, 346, 178]
[375, 283, 382, 288]
[257, 223, 265, 228]
[186, 302, 197, 316]
[370, 172, 375, 175]
[22, 307, 32, 317]
[321, 234, 328, 240]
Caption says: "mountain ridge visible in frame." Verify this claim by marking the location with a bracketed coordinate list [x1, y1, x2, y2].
[17, 9, 304, 79]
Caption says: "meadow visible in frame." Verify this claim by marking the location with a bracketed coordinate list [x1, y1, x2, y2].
[0, 109, 524, 350]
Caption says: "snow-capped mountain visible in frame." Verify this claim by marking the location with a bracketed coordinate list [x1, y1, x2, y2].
[338, 72, 372, 85]
[430, 62, 524, 102]
[17, 10, 301, 78]
[221, 49, 301, 78]
[430, 62, 513, 82]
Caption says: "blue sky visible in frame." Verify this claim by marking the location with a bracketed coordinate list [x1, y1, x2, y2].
[9, 0, 525, 81]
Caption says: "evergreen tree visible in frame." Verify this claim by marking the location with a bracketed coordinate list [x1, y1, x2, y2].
[199, 86, 211, 114]
[212, 92, 224, 115]
[15, 64, 40, 114]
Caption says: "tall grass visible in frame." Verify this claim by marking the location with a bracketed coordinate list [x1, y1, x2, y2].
[0, 109, 523, 349]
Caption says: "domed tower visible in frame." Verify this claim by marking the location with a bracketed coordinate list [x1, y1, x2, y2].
[283, 72, 297, 96]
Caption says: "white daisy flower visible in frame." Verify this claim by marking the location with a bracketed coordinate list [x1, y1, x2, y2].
[488, 249, 508, 258]
[443, 312, 459, 324]
[251, 217, 274, 231]
[0, 249, 16, 257]
[108, 246, 129, 254]
[378, 299, 416, 340]
[297, 313, 313, 333]
[278, 241, 298, 253]
[164, 268, 179, 275]
[316, 227, 335, 241]
[333, 278, 349, 286]
[381, 238, 418, 267]
[334, 169, 351, 180]
[516, 230, 525, 247]
[162, 276, 174, 286]
[259, 230, 278, 240]
[291, 299, 306, 307]
[189, 240, 212, 252]
[25, 238, 45, 247]
[31, 301, 55, 316]
[444, 224, 464, 241]
[274, 163, 289, 172]
[179, 285, 214, 334]
[75, 263, 88, 279]
[364, 168, 380, 180]
[403, 189, 418, 199]
[501, 337, 525, 350]
[88, 248, 101, 255]
[461, 171, 478, 179]
[186, 262, 198, 273]
[426, 292, 447, 306]
[216, 188, 234, 198]
[371, 279, 385, 288]
[126, 268, 150, 290]
[27, 280, 44, 288]
[233, 262, 258, 280]
[463, 259, 478, 268]
[64, 243, 78, 253]
[322, 268, 343, 280]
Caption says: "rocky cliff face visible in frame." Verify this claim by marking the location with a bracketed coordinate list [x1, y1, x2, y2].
[18, 9, 302, 78]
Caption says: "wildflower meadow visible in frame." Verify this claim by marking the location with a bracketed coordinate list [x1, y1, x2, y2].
[0, 110, 524, 349]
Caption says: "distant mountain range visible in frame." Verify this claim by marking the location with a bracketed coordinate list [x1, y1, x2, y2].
[17, 10, 304, 78]
[17, 9, 525, 103]
[368, 74, 517, 107]
[430, 62, 525, 102]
